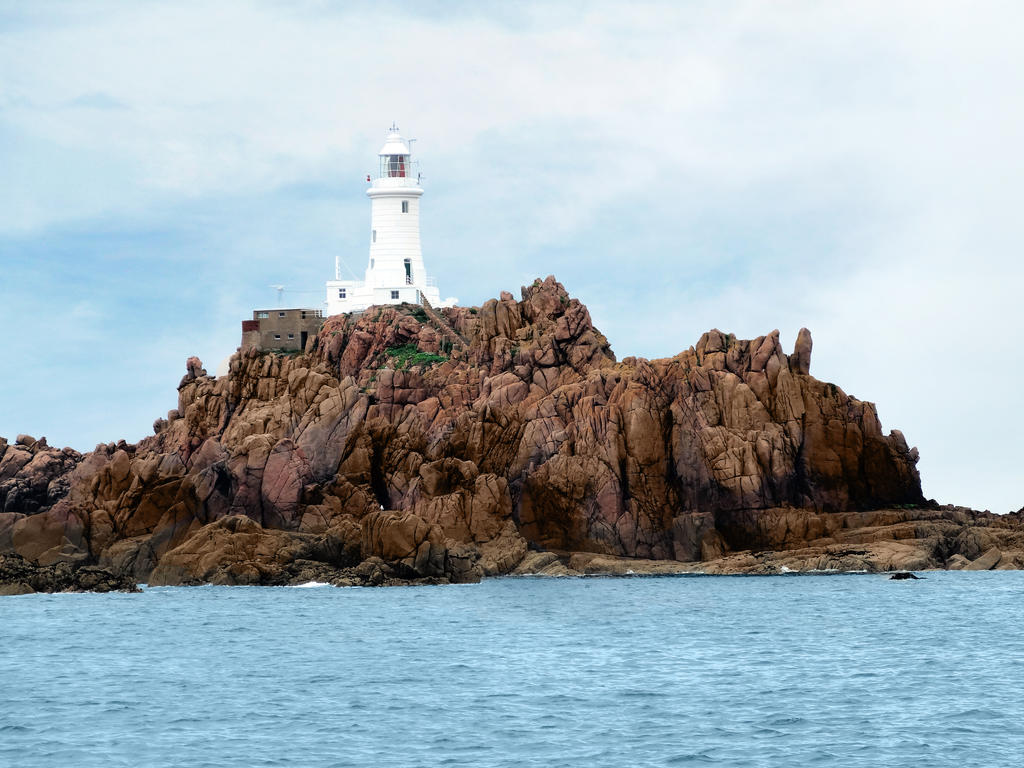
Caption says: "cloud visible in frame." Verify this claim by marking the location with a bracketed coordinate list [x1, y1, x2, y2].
[1, 0, 1022, 511]
[66, 91, 128, 110]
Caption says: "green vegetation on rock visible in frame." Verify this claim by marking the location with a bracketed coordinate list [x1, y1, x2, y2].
[384, 344, 448, 370]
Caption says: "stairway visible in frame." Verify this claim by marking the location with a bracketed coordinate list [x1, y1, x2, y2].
[419, 296, 469, 352]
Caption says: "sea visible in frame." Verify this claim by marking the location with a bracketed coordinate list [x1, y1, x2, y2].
[2, 572, 1022, 768]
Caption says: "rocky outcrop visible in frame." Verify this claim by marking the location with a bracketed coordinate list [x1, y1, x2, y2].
[0, 435, 83, 517]
[0, 552, 139, 594]
[145, 513, 466, 587]
[3, 275, 1022, 587]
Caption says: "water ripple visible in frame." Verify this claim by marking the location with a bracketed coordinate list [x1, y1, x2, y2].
[1, 572, 1023, 767]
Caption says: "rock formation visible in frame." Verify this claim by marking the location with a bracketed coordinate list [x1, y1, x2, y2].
[0, 552, 138, 595]
[2, 276, 1022, 589]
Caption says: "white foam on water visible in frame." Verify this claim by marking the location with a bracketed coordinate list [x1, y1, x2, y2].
[289, 581, 332, 588]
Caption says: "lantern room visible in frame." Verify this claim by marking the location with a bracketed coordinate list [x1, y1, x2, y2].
[378, 126, 411, 178]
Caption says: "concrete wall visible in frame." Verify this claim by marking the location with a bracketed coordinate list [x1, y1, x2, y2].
[240, 308, 324, 352]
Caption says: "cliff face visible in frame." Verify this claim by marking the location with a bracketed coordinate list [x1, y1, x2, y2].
[2, 276, 1021, 587]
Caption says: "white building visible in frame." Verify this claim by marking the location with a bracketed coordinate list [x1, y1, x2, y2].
[326, 125, 456, 315]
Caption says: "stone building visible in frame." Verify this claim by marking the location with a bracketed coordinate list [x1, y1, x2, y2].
[240, 308, 324, 353]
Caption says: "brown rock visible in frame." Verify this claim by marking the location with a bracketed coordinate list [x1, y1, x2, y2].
[147, 515, 343, 586]
[791, 328, 812, 375]
[360, 509, 448, 578]
[965, 547, 1002, 571]
[4, 276, 1021, 586]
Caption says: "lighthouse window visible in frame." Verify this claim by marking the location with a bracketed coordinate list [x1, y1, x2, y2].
[404, 258, 412, 284]
[401, 200, 409, 213]
[278, 312, 286, 318]
[338, 288, 346, 299]
[372, 230, 376, 243]
[391, 290, 400, 300]
[386, 155, 407, 178]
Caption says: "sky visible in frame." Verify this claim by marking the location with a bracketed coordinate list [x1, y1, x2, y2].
[1, 0, 1021, 512]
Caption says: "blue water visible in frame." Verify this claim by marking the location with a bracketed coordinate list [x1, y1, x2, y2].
[2, 572, 1023, 767]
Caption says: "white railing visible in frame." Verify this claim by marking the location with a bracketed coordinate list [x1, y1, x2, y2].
[370, 176, 421, 190]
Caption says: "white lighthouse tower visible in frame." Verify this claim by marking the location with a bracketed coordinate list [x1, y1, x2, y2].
[326, 125, 455, 315]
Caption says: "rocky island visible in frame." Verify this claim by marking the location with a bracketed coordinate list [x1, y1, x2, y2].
[2, 276, 1022, 592]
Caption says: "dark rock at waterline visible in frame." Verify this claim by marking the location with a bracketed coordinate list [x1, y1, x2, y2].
[0, 552, 140, 594]
[889, 572, 921, 580]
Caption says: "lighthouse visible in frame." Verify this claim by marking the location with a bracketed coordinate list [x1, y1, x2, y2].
[326, 125, 455, 315]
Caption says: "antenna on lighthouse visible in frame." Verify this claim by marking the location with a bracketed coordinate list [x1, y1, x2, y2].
[269, 285, 285, 306]
[335, 255, 360, 281]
